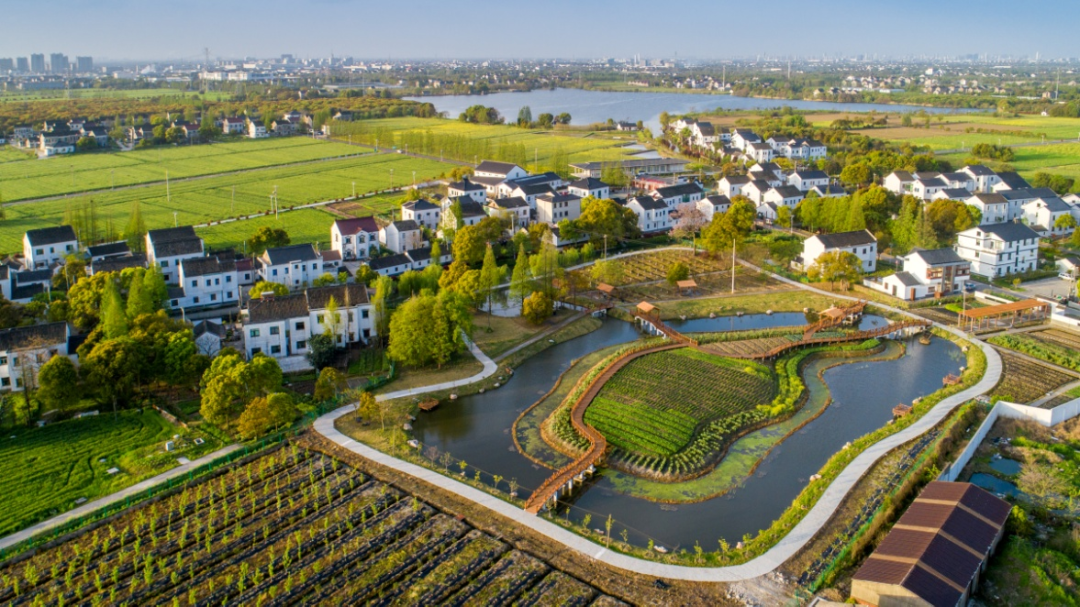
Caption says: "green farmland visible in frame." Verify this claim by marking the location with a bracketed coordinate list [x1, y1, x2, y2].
[0, 153, 454, 254]
[329, 116, 645, 168]
[196, 208, 339, 252]
[0, 137, 371, 202]
[0, 88, 233, 102]
[840, 113, 1080, 150]
[0, 410, 219, 537]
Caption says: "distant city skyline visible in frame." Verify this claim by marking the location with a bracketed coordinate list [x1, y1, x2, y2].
[1, 0, 1077, 62]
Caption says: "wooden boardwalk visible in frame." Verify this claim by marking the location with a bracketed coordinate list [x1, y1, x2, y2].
[735, 318, 931, 361]
[523, 342, 685, 514]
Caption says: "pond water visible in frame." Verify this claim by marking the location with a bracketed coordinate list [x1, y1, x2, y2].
[406, 88, 980, 132]
[669, 312, 888, 334]
[970, 473, 1020, 498]
[989, 457, 1022, 476]
[413, 315, 961, 548]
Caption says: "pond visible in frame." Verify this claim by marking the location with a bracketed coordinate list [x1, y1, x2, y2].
[970, 473, 1020, 498]
[406, 88, 981, 132]
[412, 315, 962, 548]
[989, 457, 1022, 476]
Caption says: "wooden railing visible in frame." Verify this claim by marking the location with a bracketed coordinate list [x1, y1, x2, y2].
[802, 300, 868, 340]
[524, 342, 685, 514]
[628, 309, 699, 347]
[734, 318, 931, 361]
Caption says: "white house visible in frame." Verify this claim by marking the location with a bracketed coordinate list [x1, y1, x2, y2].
[1022, 196, 1073, 237]
[955, 222, 1040, 277]
[440, 197, 487, 232]
[731, 129, 761, 151]
[499, 172, 566, 199]
[939, 172, 976, 192]
[811, 184, 848, 198]
[536, 193, 581, 225]
[932, 188, 974, 202]
[401, 199, 442, 231]
[864, 248, 970, 301]
[742, 180, 773, 204]
[257, 244, 327, 288]
[222, 117, 246, 134]
[798, 230, 878, 273]
[247, 120, 268, 139]
[23, 226, 78, 269]
[992, 172, 1031, 192]
[446, 178, 487, 203]
[697, 195, 731, 221]
[146, 227, 205, 285]
[788, 170, 830, 192]
[883, 171, 915, 196]
[967, 193, 1011, 225]
[763, 186, 804, 210]
[86, 241, 131, 262]
[911, 177, 949, 200]
[487, 197, 532, 228]
[960, 165, 1001, 193]
[330, 216, 380, 261]
[627, 196, 671, 234]
[244, 283, 374, 360]
[717, 175, 751, 199]
[172, 256, 240, 310]
[474, 160, 527, 182]
[690, 122, 720, 148]
[653, 182, 704, 208]
[0, 322, 72, 391]
[568, 177, 610, 200]
[368, 253, 413, 277]
[193, 320, 225, 356]
[379, 220, 424, 254]
[745, 142, 775, 163]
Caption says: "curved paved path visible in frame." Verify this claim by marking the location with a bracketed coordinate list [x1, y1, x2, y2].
[313, 255, 1002, 582]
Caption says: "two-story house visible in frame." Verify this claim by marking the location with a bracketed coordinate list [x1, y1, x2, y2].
[222, 117, 246, 134]
[378, 220, 424, 254]
[247, 120, 268, 139]
[171, 256, 240, 310]
[697, 195, 731, 221]
[567, 177, 610, 200]
[258, 244, 326, 288]
[717, 175, 751, 199]
[787, 170, 830, 192]
[243, 283, 374, 361]
[653, 182, 705, 209]
[967, 193, 1011, 225]
[24, 226, 78, 269]
[330, 216, 379, 260]
[627, 196, 671, 234]
[487, 197, 531, 228]
[865, 248, 970, 301]
[440, 197, 487, 232]
[0, 322, 72, 391]
[960, 165, 1002, 192]
[955, 222, 1040, 277]
[797, 229, 878, 273]
[145, 227, 205, 285]
[535, 193, 582, 225]
[400, 199, 442, 231]
[446, 177, 487, 203]
[1022, 196, 1074, 236]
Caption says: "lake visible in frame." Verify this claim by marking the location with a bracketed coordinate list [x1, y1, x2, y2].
[406, 88, 979, 132]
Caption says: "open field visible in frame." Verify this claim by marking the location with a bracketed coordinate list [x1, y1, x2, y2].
[0, 410, 219, 537]
[196, 208, 339, 252]
[990, 350, 1076, 404]
[0, 138, 369, 202]
[851, 113, 1080, 149]
[990, 332, 1080, 373]
[0, 153, 454, 254]
[0, 445, 622, 606]
[0, 89, 232, 102]
[328, 116, 643, 168]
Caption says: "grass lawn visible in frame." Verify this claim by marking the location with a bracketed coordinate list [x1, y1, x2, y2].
[0, 409, 220, 536]
[375, 356, 484, 395]
[470, 308, 583, 359]
[329, 116, 643, 168]
[0, 152, 454, 254]
[0, 137, 370, 202]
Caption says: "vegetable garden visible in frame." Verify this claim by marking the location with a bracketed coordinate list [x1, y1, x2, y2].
[990, 351, 1075, 405]
[0, 444, 620, 606]
[989, 332, 1080, 373]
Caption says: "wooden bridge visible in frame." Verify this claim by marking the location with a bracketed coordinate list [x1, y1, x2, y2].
[628, 302, 699, 346]
[734, 318, 931, 361]
[523, 342, 685, 514]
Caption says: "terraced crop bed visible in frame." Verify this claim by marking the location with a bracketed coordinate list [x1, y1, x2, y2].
[991, 351, 1075, 404]
[0, 445, 624, 606]
[1029, 328, 1080, 351]
[701, 335, 799, 358]
[582, 250, 730, 287]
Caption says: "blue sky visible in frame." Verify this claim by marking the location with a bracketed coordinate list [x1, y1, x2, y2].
[2, 0, 1076, 62]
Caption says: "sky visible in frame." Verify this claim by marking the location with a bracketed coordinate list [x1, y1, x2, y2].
[2, 0, 1077, 63]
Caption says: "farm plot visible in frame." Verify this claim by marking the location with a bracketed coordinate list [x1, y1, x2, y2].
[1028, 328, 1080, 351]
[0, 410, 218, 537]
[0, 445, 622, 606]
[0, 138, 367, 202]
[700, 334, 801, 358]
[583, 348, 775, 480]
[0, 153, 454, 254]
[991, 351, 1076, 404]
[587, 250, 731, 288]
[989, 333, 1080, 373]
[195, 208, 338, 252]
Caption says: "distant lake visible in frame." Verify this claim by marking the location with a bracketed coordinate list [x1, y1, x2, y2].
[406, 88, 980, 132]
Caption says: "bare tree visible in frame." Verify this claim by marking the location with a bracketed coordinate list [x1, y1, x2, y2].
[671, 202, 709, 249]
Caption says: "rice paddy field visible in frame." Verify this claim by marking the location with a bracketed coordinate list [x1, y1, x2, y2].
[0, 138, 371, 202]
[328, 116, 644, 168]
[0, 152, 454, 254]
[0, 410, 219, 537]
[0, 445, 623, 606]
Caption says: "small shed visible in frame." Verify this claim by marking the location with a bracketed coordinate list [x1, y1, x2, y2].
[676, 279, 698, 296]
[636, 301, 658, 319]
[597, 283, 616, 298]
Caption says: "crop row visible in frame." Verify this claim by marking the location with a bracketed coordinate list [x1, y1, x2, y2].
[990, 333, 1080, 372]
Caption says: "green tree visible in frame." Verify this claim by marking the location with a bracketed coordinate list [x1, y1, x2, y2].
[590, 259, 624, 285]
[517, 106, 533, 127]
[508, 244, 531, 306]
[353, 390, 379, 424]
[125, 268, 156, 319]
[164, 331, 206, 390]
[839, 163, 872, 187]
[387, 291, 472, 368]
[478, 244, 501, 330]
[143, 266, 168, 310]
[312, 273, 337, 287]
[702, 197, 755, 255]
[84, 337, 146, 408]
[314, 367, 348, 402]
[306, 333, 336, 370]
[666, 261, 690, 286]
[66, 271, 114, 332]
[249, 281, 290, 299]
[125, 201, 147, 253]
[1054, 214, 1077, 231]
[237, 393, 298, 439]
[522, 291, 553, 325]
[775, 205, 792, 231]
[246, 227, 290, 256]
[101, 278, 128, 339]
[807, 251, 863, 290]
[372, 275, 394, 342]
[36, 355, 80, 411]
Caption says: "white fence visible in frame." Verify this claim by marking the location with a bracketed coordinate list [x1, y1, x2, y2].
[940, 396, 1080, 482]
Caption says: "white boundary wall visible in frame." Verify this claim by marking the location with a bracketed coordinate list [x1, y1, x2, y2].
[941, 396, 1080, 482]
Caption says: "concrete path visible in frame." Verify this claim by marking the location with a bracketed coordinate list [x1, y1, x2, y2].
[0, 444, 243, 552]
[312, 259, 1002, 581]
[364, 338, 499, 401]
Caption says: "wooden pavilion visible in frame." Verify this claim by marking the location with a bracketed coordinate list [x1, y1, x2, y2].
[636, 301, 659, 319]
[676, 279, 698, 296]
[956, 299, 1051, 332]
[596, 283, 616, 299]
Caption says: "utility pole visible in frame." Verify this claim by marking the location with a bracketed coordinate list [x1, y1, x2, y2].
[731, 239, 736, 294]
[110, 170, 114, 189]
[352, 181, 356, 198]
[231, 186, 235, 215]
[603, 234, 608, 258]
[390, 169, 394, 190]
[173, 211, 178, 227]
[166, 170, 170, 203]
